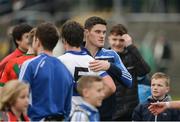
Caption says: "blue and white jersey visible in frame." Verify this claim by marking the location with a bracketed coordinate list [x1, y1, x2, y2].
[19, 53, 73, 121]
[83, 47, 132, 88]
[70, 99, 100, 122]
[58, 50, 108, 115]
[58, 50, 107, 82]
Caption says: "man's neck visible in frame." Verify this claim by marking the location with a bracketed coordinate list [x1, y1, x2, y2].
[85, 43, 99, 57]
[38, 49, 53, 56]
[65, 46, 81, 52]
[17, 47, 27, 53]
[26, 47, 34, 55]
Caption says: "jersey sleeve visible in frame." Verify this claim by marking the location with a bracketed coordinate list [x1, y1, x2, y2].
[109, 51, 132, 88]
[98, 71, 108, 77]
[0, 60, 14, 87]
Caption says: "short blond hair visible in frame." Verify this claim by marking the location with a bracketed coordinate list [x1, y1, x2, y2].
[151, 72, 170, 86]
[77, 76, 103, 96]
[0, 80, 29, 111]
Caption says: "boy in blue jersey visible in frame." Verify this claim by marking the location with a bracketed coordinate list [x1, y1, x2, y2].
[84, 16, 132, 120]
[19, 23, 74, 121]
[58, 21, 116, 115]
[70, 76, 105, 122]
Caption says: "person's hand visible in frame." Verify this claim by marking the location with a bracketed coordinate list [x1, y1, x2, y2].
[122, 34, 132, 47]
[89, 60, 110, 72]
[148, 102, 168, 115]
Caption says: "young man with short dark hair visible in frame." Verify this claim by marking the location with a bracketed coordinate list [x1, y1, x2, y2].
[0, 23, 32, 79]
[84, 16, 132, 120]
[58, 21, 116, 115]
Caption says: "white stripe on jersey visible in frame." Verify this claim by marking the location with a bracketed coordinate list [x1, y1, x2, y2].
[71, 111, 89, 121]
[33, 56, 47, 78]
[19, 55, 40, 81]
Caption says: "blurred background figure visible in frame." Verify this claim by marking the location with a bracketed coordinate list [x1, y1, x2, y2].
[139, 30, 156, 74]
[154, 32, 172, 73]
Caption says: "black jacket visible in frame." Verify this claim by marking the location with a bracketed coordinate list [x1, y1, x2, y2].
[132, 95, 180, 121]
[112, 44, 150, 120]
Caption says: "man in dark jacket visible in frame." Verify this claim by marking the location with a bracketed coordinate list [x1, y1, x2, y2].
[108, 24, 151, 120]
[132, 72, 180, 121]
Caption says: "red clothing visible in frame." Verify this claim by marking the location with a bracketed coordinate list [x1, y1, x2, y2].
[0, 49, 24, 79]
[0, 54, 35, 86]
[0, 111, 30, 122]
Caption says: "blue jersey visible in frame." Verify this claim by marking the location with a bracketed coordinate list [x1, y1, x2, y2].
[83, 47, 132, 87]
[19, 53, 73, 121]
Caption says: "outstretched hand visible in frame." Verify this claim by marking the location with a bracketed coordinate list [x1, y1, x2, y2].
[148, 102, 167, 115]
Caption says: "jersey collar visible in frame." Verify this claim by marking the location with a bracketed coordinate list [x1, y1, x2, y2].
[65, 50, 88, 55]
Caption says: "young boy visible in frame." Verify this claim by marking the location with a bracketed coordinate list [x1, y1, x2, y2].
[84, 16, 132, 120]
[132, 72, 180, 121]
[70, 75, 105, 121]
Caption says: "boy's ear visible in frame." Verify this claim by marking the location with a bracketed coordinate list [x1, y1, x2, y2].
[82, 88, 89, 98]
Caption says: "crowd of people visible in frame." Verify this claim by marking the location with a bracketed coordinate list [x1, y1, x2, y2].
[0, 16, 179, 121]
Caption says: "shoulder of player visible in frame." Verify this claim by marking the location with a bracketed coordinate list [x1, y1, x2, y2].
[99, 48, 118, 58]
[101, 48, 117, 54]
[21, 55, 41, 67]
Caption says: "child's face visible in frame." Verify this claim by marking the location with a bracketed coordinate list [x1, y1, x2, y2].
[12, 87, 29, 113]
[84, 81, 105, 107]
[151, 78, 169, 100]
